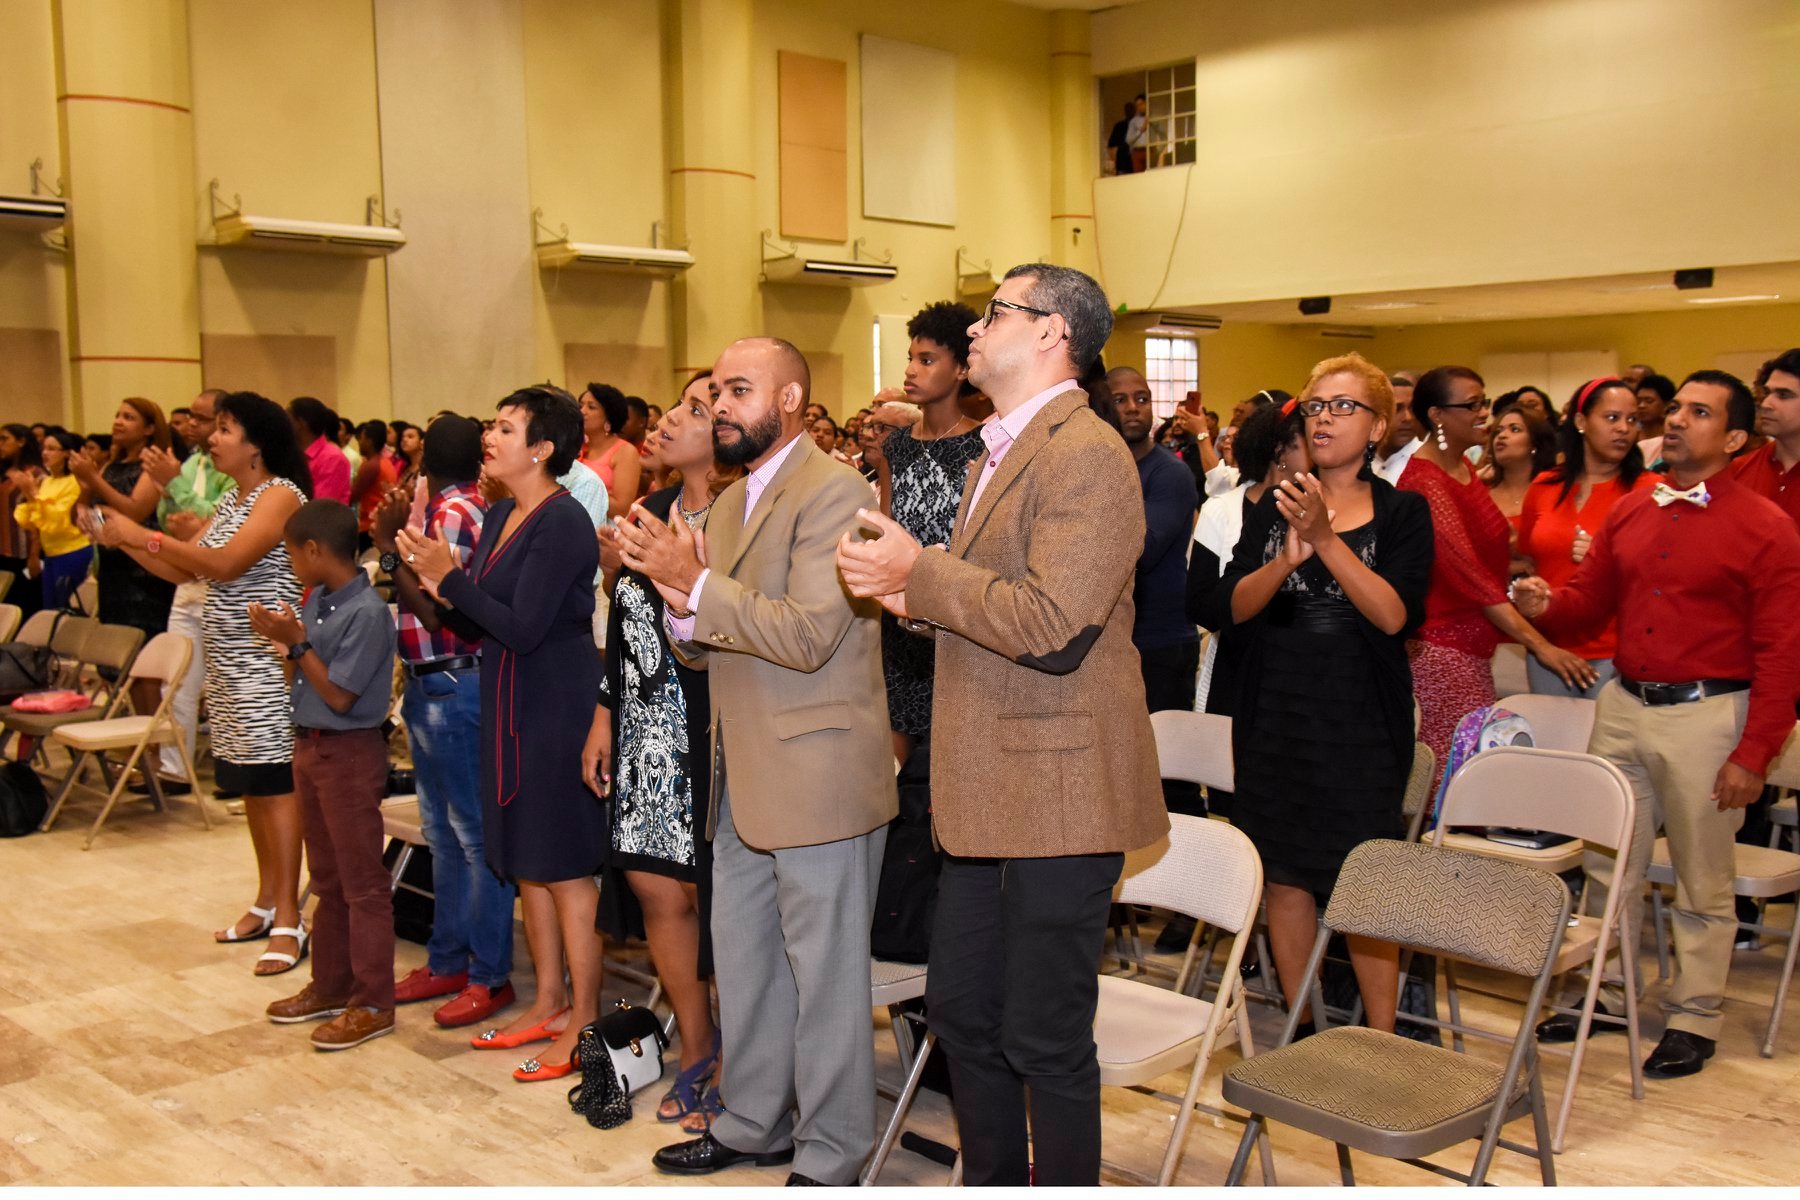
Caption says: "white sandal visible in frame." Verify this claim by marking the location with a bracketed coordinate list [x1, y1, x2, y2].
[256, 925, 309, 975]
[216, 905, 275, 944]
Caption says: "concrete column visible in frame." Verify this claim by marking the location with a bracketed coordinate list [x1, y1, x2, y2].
[52, 0, 203, 429]
[664, 0, 761, 378]
[1047, 9, 1100, 279]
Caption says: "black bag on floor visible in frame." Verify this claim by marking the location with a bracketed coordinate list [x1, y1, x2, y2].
[0, 761, 48, 837]
[567, 1023, 632, 1129]
[870, 739, 939, 964]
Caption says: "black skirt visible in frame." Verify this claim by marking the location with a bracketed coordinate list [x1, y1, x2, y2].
[1231, 623, 1407, 901]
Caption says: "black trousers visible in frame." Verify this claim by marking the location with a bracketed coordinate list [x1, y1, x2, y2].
[926, 851, 1123, 1186]
[1139, 638, 1203, 816]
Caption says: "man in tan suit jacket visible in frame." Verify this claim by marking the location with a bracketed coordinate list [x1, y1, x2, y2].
[839, 265, 1168, 1186]
[621, 337, 897, 1186]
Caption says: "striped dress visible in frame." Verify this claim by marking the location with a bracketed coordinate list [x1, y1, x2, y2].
[197, 478, 305, 766]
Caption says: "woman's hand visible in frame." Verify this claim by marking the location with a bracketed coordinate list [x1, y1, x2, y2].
[7, 468, 38, 499]
[596, 523, 625, 576]
[68, 455, 102, 491]
[394, 526, 457, 596]
[84, 505, 146, 550]
[1531, 642, 1598, 691]
[581, 707, 613, 797]
[1172, 407, 1208, 440]
[1274, 472, 1336, 546]
[140, 444, 181, 487]
[1571, 525, 1592, 564]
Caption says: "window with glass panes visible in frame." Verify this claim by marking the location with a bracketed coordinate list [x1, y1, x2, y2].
[1098, 62, 1196, 173]
[1144, 335, 1198, 421]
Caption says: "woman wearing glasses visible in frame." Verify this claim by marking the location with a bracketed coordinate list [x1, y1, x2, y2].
[1397, 366, 1594, 780]
[1196, 352, 1432, 1034]
[1515, 377, 1660, 698]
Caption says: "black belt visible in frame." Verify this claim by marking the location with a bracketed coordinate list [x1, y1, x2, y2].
[1619, 677, 1749, 706]
[404, 654, 478, 679]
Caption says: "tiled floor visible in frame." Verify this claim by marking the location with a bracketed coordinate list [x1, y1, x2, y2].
[5, 778, 1800, 1186]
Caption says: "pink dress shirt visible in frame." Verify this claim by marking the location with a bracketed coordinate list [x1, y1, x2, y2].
[305, 436, 352, 504]
[962, 380, 1078, 531]
[665, 432, 807, 641]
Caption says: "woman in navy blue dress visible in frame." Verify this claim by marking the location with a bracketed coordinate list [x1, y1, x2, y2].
[401, 385, 603, 1083]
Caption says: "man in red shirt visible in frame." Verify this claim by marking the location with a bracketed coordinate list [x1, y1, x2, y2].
[1516, 370, 1800, 1079]
[1733, 348, 1800, 527]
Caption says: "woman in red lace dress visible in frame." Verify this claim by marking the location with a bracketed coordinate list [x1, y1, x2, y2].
[1398, 367, 1595, 781]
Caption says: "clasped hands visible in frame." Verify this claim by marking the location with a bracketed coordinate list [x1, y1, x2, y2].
[836, 509, 920, 618]
[1273, 472, 1336, 566]
[615, 503, 708, 614]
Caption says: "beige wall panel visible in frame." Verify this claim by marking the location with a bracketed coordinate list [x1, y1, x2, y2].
[0, 0, 61, 195]
[200, 332, 337, 407]
[374, 0, 536, 423]
[563, 342, 671, 405]
[777, 50, 847, 241]
[859, 36, 955, 227]
[779, 143, 848, 244]
[801, 348, 843, 417]
[1090, 0, 1800, 309]
[0, 327, 66, 425]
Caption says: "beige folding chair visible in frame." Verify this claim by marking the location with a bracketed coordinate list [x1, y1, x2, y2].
[1429, 746, 1642, 1153]
[0, 602, 20, 643]
[1765, 726, 1799, 853]
[1402, 741, 1438, 843]
[1099, 813, 1269, 1185]
[40, 632, 208, 847]
[1, 618, 128, 764]
[860, 959, 936, 1185]
[1496, 693, 1597, 754]
[75, 577, 98, 616]
[0, 569, 14, 604]
[1222, 840, 1569, 1187]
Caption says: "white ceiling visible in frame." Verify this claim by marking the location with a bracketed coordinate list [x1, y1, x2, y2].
[1168, 262, 1800, 328]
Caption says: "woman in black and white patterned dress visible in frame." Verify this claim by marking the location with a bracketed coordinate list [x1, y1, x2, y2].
[91, 392, 313, 975]
[586, 372, 738, 1131]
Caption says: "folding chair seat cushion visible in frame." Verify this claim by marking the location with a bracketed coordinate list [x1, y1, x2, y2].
[871, 958, 929, 1007]
[1648, 838, 1800, 898]
[52, 713, 174, 751]
[1223, 1026, 1528, 1160]
[1094, 973, 1219, 1082]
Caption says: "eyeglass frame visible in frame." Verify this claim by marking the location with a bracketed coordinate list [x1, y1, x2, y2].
[1298, 397, 1380, 419]
[1435, 396, 1492, 413]
[980, 296, 1057, 328]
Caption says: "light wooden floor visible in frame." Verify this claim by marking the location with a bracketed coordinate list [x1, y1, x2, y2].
[5, 780, 1800, 1187]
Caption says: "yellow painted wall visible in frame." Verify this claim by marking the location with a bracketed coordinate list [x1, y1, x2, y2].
[1089, 0, 1800, 309]
[522, 0, 673, 402]
[0, 0, 70, 423]
[749, 0, 1056, 415]
[188, 0, 389, 415]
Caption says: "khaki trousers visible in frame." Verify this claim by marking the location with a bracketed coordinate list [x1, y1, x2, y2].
[1588, 680, 1747, 1037]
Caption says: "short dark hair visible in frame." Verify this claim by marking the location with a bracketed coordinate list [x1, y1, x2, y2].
[284, 499, 359, 562]
[287, 395, 337, 441]
[1411, 365, 1485, 432]
[497, 384, 583, 476]
[1636, 372, 1676, 405]
[1002, 262, 1114, 373]
[625, 396, 649, 420]
[583, 383, 629, 436]
[220, 391, 315, 497]
[1231, 401, 1289, 482]
[423, 414, 483, 483]
[1755, 349, 1800, 391]
[171, 407, 192, 419]
[357, 419, 389, 447]
[1680, 369, 1756, 433]
[907, 300, 981, 370]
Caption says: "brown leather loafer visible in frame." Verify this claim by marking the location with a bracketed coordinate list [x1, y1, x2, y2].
[312, 1006, 396, 1051]
[267, 983, 349, 1025]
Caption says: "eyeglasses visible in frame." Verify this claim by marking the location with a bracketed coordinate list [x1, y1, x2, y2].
[1299, 397, 1378, 418]
[981, 297, 1056, 328]
[1438, 397, 1492, 413]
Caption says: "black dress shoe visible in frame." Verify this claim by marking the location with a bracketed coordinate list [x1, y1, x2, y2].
[786, 1173, 825, 1186]
[652, 1133, 795, 1176]
[129, 777, 192, 796]
[1643, 1029, 1715, 1079]
[1535, 1002, 1628, 1044]
[1154, 914, 1197, 953]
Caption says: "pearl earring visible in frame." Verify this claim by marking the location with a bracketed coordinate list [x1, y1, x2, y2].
[531, 455, 539, 464]
[1435, 426, 1449, 453]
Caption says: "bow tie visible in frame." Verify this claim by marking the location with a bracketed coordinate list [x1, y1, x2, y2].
[1652, 481, 1710, 509]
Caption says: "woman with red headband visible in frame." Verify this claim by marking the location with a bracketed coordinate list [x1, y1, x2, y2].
[1516, 377, 1661, 697]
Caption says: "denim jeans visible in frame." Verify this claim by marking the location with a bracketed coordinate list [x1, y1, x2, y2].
[403, 668, 514, 987]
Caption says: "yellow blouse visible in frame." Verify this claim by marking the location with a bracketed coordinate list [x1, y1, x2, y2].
[12, 473, 91, 557]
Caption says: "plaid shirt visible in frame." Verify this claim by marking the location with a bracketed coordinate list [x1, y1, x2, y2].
[398, 481, 486, 664]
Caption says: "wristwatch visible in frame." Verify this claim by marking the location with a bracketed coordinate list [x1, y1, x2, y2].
[378, 549, 401, 574]
[287, 640, 313, 662]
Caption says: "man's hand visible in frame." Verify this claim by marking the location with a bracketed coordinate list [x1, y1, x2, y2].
[246, 600, 305, 648]
[164, 511, 204, 542]
[372, 485, 412, 553]
[1511, 575, 1551, 620]
[616, 503, 707, 611]
[1713, 761, 1764, 811]
[141, 444, 181, 487]
[837, 508, 923, 601]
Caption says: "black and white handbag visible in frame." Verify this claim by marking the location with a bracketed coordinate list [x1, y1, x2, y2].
[567, 1001, 668, 1129]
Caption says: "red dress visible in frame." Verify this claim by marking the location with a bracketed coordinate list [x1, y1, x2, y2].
[1398, 456, 1512, 781]
[1516, 470, 1661, 661]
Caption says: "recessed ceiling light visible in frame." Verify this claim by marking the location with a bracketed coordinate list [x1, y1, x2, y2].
[1684, 294, 1782, 305]
[1350, 300, 1432, 311]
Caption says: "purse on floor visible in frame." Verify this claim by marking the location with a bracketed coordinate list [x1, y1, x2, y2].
[597, 1000, 669, 1096]
[567, 1025, 631, 1129]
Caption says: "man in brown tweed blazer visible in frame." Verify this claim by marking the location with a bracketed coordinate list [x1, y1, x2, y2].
[838, 264, 1168, 1185]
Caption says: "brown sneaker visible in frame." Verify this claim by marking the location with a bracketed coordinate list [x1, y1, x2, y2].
[267, 983, 349, 1025]
[311, 1006, 396, 1051]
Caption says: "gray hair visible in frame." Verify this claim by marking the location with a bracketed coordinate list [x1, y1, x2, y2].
[1002, 262, 1114, 373]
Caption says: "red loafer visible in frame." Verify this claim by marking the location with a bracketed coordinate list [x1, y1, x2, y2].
[433, 981, 516, 1028]
[513, 1053, 577, 1082]
[395, 966, 468, 1005]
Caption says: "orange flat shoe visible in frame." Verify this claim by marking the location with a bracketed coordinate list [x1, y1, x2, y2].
[468, 1006, 570, 1051]
[513, 1054, 577, 1082]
